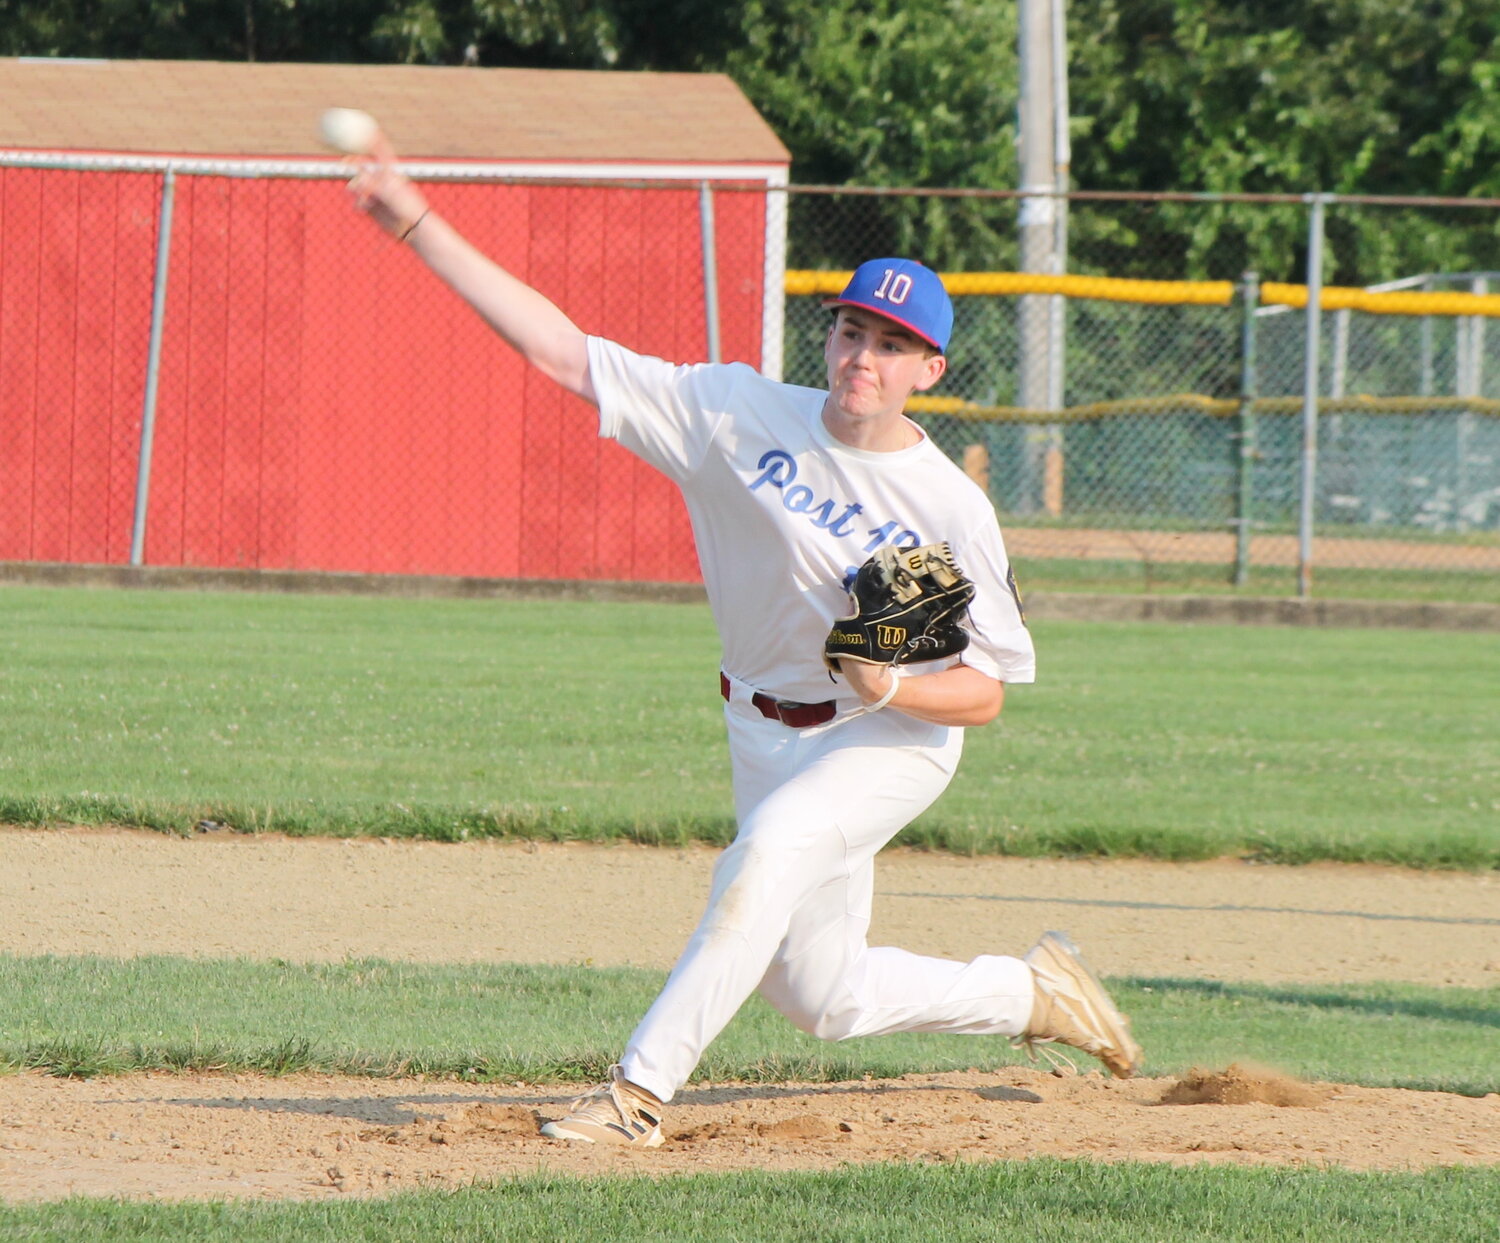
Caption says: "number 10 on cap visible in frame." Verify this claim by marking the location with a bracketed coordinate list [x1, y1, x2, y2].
[873, 268, 914, 305]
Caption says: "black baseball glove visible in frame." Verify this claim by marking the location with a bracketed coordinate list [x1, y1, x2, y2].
[823, 542, 976, 670]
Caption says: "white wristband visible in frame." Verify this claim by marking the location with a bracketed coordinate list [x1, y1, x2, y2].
[867, 667, 902, 712]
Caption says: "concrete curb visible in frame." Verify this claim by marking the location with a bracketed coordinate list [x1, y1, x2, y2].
[3, 561, 1497, 631]
[0, 561, 708, 605]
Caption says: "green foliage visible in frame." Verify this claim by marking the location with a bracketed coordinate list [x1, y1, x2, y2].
[368, 0, 628, 68]
[9, 2, 1500, 277]
[1067, 1, 1500, 279]
[0, 0, 631, 65]
[725, 0, 1021, 269]
[721, 1, 1018, 188]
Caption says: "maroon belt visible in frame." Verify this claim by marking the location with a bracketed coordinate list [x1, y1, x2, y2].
[720, 672, 837, 728]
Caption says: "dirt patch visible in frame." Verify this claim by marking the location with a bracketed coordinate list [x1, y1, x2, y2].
[1, 1069, 1496, 1203]
[1005, 526, 1500, 573]
[4, 828, 1497, 987]
[1, 827, 1497, 1201]
[1160, 1063, 1328, 1108]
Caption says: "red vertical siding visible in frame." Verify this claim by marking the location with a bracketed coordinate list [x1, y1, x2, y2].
[256, 179, 307, 570]
[103, 176, 156, 564]
[4, 166, 775, 584]
[466, 182, 531, 580]
[183, 175, 233, 567]
[0, 168, 158, 563]
[0, 169, 42, 560]
[714, 183, 768, 367]
[594, 188, 645, 582]
[221, 177, 268, 568]
[518, 184, 569, 579]
[70, 172, 115, 563]
[31, 170, 82, 562]
[556, 185, 607, 577]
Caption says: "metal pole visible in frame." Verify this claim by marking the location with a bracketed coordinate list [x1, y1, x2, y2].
[1017, 0, 1055, 513]
[1330, 309, 1349, 398]
[1233, 271, 1259, 587]
[1327, 306, 1348, 495]
[1045, 0, 1071, 516]
[1458, 276, 1485, 510]
[698, 181, 722, 364]
[760, 177, 789, 381]
[1471, 276, 1487, 397]
[130, 166, 176, 567]
[1419, 274, 1434, 397]
[1297, 195, 1327, 599]
[1455, 293, 1473, 397]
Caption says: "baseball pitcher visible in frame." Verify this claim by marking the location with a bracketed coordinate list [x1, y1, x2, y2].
[346, 124, 1141, 1148]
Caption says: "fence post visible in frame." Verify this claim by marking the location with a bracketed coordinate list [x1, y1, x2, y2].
[1297, 194, 1328, 599]
[1458, 276, 1486, 511]
[698, 181, 722, 364]
[761, 180, 788, 381]
[1419, 275, 1435, 397]
[1233, 270, 1259, 587]
[129, 165, 176, 567]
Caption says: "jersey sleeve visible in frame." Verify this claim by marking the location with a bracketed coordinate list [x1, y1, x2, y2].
[955, 517, 1036, 684]
[588, 336, 739, 483]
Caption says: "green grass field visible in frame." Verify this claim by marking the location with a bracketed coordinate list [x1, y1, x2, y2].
[1, 584, 1495, 868]
[1014, 554, 1500, 603]
[4, 1163, 1498, 1242]
[2, 582, 1496, 1238]
[1, 953, 1495, 1240]
[2, 955, 1494, 1096]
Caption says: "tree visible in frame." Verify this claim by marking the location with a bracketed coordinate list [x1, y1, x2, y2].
[8, 0, 1500, 279]
[1065, 0, 1500, 281]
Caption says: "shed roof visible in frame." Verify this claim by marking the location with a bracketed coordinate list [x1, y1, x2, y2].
[0, 58, 790, 165]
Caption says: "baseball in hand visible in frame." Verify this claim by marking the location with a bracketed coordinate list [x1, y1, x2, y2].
[318, 107, 380, 155]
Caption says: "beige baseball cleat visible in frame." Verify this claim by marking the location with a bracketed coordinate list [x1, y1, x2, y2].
[540, 1065, 665, 1148]
[1014, 931, 1143, 1078]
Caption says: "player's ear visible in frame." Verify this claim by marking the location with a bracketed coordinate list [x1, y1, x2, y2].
[913, 353, 947, 392]
[822, 315, 845, 372]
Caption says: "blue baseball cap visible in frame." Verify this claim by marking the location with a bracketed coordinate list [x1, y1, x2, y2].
[823, 257, 953, 353]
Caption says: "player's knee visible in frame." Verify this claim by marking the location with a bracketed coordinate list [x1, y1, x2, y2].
[704, 838, 822, 936]
[807, 1010, 861, 1042]
[765, 1002, 856, 1042]
[764, 989, 860, 1041]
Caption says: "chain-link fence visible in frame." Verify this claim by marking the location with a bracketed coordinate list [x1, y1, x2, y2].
[787, 189, 1500, 602]
[3, 158, 1498, 603]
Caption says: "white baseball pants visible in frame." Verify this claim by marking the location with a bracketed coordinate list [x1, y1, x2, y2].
[619, 679, 1036, 1103]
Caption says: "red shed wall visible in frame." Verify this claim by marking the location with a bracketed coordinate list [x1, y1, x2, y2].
[0, 167, 159, 566]
[0, 168, 771, 583]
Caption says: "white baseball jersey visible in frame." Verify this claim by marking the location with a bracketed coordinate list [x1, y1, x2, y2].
[588, 336, 1036, 704]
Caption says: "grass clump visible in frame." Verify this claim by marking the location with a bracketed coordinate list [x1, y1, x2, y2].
[1, 954, 1494, 1097]
[2, 1161, 1498, 1241]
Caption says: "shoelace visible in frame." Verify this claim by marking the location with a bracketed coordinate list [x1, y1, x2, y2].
[564, 1080, 630, 1124]
[1010, 1033, 1079, 1077]
[563, 1071, 660, 1134]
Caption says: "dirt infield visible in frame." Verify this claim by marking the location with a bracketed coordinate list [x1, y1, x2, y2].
[1, 828, 1497, 1201]
[1005, 526, 1500, 573]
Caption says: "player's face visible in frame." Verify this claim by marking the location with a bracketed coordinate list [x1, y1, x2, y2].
[824, 309, 947, 424]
